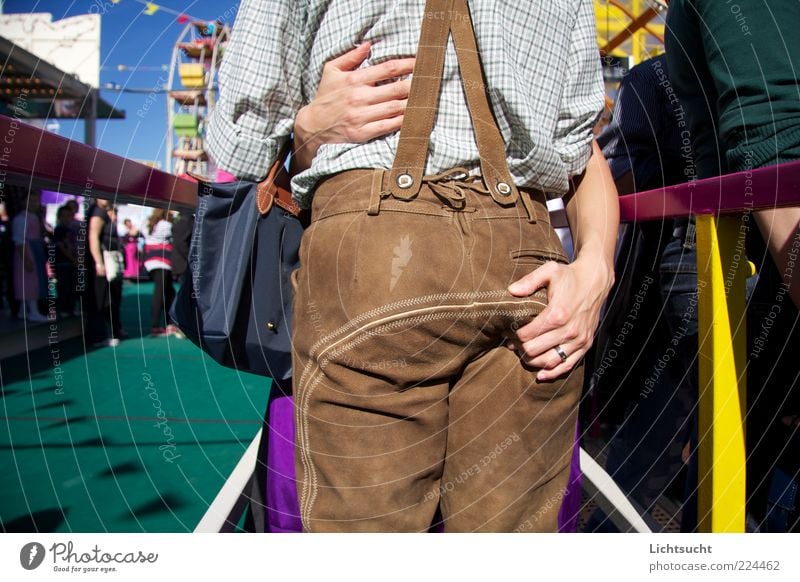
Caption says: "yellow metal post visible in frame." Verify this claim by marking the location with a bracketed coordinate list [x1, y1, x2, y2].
[695, 214, 748, 532]
[631, 0, 642, 63]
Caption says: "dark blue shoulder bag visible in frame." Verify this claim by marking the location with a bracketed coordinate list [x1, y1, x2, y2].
[170, 146, 307, 386]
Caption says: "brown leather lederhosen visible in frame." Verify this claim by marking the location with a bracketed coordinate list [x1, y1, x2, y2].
[291, 0, 583, 532]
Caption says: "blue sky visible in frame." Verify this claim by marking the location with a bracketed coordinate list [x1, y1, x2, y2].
[3, 0, 239, 166]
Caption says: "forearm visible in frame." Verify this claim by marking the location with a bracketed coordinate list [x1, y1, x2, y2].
[88, 234, 103, 266]
[755, 208, 800, 310]
[506, 141, 619, 379]
[290, 45, 415, 175]
[565, 140, 619, 282]
[292, 106, 320, 174]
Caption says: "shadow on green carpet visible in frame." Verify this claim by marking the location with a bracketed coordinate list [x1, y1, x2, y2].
[0, 281, 271, 532]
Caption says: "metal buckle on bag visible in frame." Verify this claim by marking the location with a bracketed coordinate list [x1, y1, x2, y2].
[683, 221, 696, 250]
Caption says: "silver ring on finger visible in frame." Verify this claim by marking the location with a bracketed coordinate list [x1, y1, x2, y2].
[553, 344, 568, 362]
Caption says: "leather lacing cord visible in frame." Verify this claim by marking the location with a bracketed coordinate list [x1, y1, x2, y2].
[423, 167, 538, 221]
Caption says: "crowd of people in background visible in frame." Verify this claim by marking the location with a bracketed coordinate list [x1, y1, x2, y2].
[0, 191, 191, 346]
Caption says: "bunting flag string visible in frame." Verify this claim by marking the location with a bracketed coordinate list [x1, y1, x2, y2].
[108, 0, 206, 24]
[100, 64, 170, 72]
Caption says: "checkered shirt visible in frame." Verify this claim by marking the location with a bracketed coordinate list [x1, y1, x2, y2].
[206, 0, 604, 208]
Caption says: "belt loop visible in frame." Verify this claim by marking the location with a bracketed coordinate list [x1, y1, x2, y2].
[368, 169, 386, 216]
[519, 187, 538, 223]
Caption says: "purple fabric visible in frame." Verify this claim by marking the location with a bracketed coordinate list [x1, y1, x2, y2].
[264, 394, 302, 533]
[262, 394, 581, 532]
[557, 423, 583, 533]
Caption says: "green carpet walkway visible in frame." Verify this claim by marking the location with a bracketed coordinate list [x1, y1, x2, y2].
[0, 281, 270, 532]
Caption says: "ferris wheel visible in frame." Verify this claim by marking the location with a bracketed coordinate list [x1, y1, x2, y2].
[165, 19, 230, 179]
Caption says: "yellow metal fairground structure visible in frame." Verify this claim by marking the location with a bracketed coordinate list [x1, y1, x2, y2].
[695, 216, 750, 532]
[595, 0, 666, 64]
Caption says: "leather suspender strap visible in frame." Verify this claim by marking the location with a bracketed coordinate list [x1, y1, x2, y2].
[388, 0, 520, 209]
[448, 0, 519, 206]
[387, 0, 454, 199]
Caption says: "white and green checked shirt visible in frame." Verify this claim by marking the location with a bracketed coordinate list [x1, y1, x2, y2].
[207, 0, 604, 208]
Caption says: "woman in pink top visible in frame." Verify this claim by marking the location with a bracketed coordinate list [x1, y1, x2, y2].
[121, 218, 142, 279]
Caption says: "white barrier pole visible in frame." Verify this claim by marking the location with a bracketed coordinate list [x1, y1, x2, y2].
[194, 429, 261, 533]
[579, 447, 653, 533]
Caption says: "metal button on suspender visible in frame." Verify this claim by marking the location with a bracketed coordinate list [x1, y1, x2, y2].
[397, 174, 414, 189]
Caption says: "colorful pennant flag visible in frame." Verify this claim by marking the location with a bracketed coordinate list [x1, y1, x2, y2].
[177, 14, 189, 24]
[143, 2, 159, 15]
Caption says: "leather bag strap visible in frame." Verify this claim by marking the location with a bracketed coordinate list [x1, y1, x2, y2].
[255, 141, 302, 217]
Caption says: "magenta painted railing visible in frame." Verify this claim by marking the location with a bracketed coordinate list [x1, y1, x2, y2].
[618, 160, 800, 222]
[0, 114, 196, 210]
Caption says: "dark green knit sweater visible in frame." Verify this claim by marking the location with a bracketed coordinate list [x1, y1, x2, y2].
[666, 0, 800, 179]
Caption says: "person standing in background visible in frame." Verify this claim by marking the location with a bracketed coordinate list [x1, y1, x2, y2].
[53, 205, 79, 317]
[169, 211, 193, 285]
[590, 54, 698, 531]
[121, 218, 143, 280]
[65, 199, 88, 318]
[12, 192, 48, 323]
[143, 209, 177, 337]
[86, 198, 125, 347]
[0, 202, 17, 318]
[167, 211, 193, 340]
